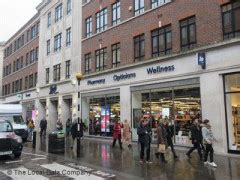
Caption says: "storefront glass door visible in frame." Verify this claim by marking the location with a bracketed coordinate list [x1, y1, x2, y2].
[224, 73, 240, 153]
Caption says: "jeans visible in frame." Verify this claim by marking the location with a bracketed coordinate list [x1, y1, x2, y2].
[140, 142, 150, 161]
[187, 141, 202, 158]
[40, 128, 46, 137]
[204, 144, 214, 162]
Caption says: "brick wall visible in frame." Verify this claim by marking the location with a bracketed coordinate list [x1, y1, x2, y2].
[82, 0, 231, 74]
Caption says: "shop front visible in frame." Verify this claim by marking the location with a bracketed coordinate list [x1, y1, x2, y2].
[81, 89, 120, 137]
[224, 72, 240, 154]
[131, 78, 201, 146]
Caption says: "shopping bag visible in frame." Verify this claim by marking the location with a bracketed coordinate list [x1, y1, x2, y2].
[158, 144, 166, 153]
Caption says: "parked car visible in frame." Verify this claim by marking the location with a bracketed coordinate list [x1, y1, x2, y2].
[0, 120, 23, 158]
[0, 104, 28, 142]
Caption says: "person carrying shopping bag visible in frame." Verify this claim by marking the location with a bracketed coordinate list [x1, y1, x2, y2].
[202, 119, 217, 167]
[155, 120, 168, 163]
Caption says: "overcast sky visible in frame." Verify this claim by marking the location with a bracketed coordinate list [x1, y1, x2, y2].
[0, 0, 42, 42]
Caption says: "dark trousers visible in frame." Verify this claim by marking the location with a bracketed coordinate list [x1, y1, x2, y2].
[204, 144, 214, 162]
[140, 142, 150, 161]
[40, 128, 46, 137]
[112, 137, 122, 149]
[187, 142, 202, 158]
[168, 139, 177, 156]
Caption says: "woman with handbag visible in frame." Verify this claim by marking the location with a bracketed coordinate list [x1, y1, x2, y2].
[155, 119, 168, 163]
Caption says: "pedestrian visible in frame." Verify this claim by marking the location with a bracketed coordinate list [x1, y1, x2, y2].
[40, 118, 47, 137]
[123, 119, 132, 149]
[112, 119, 123, 149]
[27, 118, 35, 141]
[198, 119, 206, 153]
[137, 118, 152, 164]
[165, 120, 178, 159]
[155, 120, 168, 163]
[66, 118, 72, 137]
[202, 119, 217, 167]
[186, 119, 203, 160]
[70, 119, 84, 149]
[56, 119, 63, 131]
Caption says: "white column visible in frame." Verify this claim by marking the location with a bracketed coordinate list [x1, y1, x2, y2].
[81, 97, 90, 134]
[200, 73, 226, 154]
[120, 86, 131, 122]
[47, 99, 58, 132]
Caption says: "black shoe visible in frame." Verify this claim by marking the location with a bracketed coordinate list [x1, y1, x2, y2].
[186, 153, 192, 158]
[155, 153, 160, 159]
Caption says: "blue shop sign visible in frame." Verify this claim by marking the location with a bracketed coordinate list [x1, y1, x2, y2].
[87, 79, 105, 85]
[113, 73, 136, 81]
[146, 65, 175, 74]
[197, 52, 206, 69]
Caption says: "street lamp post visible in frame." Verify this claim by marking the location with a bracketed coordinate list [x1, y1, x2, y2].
[76, 72, 83, 158]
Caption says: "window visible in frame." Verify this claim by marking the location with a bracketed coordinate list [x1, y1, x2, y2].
[67, 0, 72, 14]
[31, 25, 36, 39]
[47, 40, 51, 55]
[54, 33, 62, 52]
[152, 25, 172, 57]
[35, 47, 39, 61]
[19, 79, 22, 91]
[12, 82, 15, 93]
[95, 48, 107, 72]
[47, 12, 51, 27]
[53, 64, 61, 82]
[13, 61, 16, 72]
[25, 76, 28, 90]
[27, 30, 30, 42]
[151, 0, 170, 8]
[65, 60, 71, 79]
[112, 1, 121, 25]
[66, 28, 71, 46]
[180, 16, 196, 50]
[134, 0, 144, 16]
[85, 17, 92, 37]
[96, 8, 108, 33]
[30, 49, 35, 63]
[26, 53, 29, 66]
[112, 43, 120, 67]
[36, 22, 40, 36]
[34, 73, 38, 86]
[85, 53, 91, 74]
[55, 3, 63, 22]
[134, 34, 145, 62]
[46, 68, 49, 84]
[29, 74, 34, 88]
[222, 2, 240, 39]
[20, 57, 23, 68]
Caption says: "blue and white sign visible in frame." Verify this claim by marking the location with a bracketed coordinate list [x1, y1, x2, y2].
[197, 52, 206, 69]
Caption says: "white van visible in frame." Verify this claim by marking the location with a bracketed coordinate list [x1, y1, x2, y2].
[0, 104, 28, 141]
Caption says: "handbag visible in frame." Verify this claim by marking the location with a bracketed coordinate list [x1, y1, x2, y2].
[158, 144, 166, 153]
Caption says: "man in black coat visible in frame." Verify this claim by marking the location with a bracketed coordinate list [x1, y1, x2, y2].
[70, 119, 85, 149]
[40, 118, 47, 137]
[165, 122, 178, 159]
[186, 119, 203, 160]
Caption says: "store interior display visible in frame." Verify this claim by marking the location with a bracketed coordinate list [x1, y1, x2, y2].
[232, 106, 240, 149]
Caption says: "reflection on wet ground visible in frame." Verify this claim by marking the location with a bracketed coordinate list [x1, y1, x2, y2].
[23, 134, 240, 180]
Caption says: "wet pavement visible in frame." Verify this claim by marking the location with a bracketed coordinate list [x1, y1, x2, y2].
[0, 134, 240, 180]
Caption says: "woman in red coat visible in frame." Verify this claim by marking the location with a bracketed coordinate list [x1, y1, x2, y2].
[112, 119, 123, 149]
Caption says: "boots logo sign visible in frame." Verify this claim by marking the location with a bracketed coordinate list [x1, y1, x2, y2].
[49, 85, 58, 94]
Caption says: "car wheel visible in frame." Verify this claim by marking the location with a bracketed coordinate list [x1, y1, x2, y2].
[14, 153, 21, 158]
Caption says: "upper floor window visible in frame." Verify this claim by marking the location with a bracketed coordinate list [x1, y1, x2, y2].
[67, 0, 72, 14]
[54, 33, 62, 52]
[152, 25, 172, 57]
[46, 68, 49, 84]
[25, 76, 28, 90]
[95, 48, 107, 72]
[55, 3, 63, 22]
[112, 43, 120, 68]
[47, 40, 51, 55]
[53, 64, 61, 82]
[65, 60, 71, 79]
[86, 16, 92, 37]
[29, 74, 34, 88]
[35, 47, 39, 61]
[34, 73, 38, 86]
[112, 1, 121, 25]
[31, 25, 36, 39]
[134, 0, 144, 16]
[134, 34, 145, 62]
[151, 0, 170, 8]
[66, 27, 72, 46]
[222, 2, 240, 40]
[47, 12, 51, 27]
[180, 16, 196, 51]
[85, 53, 91, 74]
[96, 8, 108, 33]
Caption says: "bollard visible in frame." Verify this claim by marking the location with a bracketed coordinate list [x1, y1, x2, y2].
[32, 131, 36, 149]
